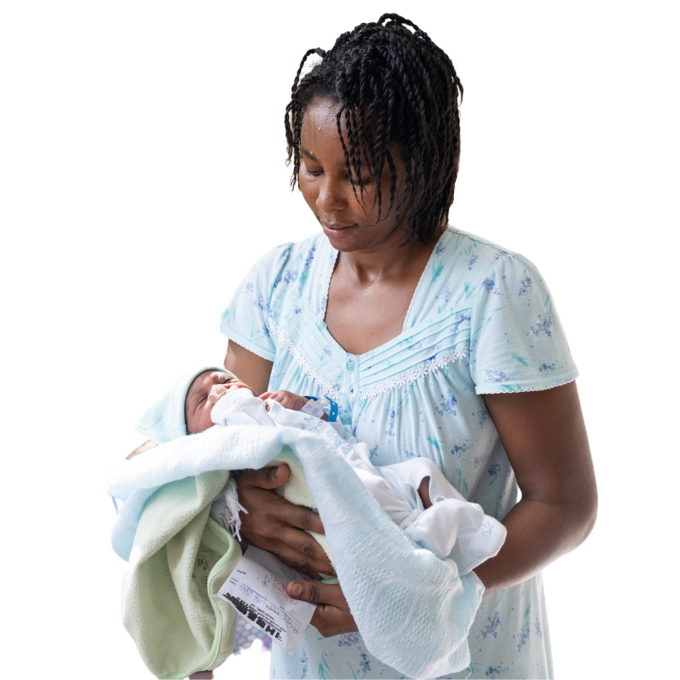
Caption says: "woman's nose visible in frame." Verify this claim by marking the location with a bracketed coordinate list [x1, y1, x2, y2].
[316, 176, 347, 213]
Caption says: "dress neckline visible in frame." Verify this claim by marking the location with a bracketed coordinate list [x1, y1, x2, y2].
[319, 228, 450, 359]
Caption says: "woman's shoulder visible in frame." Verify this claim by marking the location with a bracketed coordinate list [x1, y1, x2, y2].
[441, 227, 537, 275]
[239, 233, 330, 286]
[404, 225, 557, 341]
[437, 226, 543, 286]
[220, 233, 331, 359]
[434, 228, 577, 393]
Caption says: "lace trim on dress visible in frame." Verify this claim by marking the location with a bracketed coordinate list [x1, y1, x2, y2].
[271, 321, 469, 403]
[270, 321, 342, 400]
[475, 374, 577, 395]
[358, 345, 469, 401]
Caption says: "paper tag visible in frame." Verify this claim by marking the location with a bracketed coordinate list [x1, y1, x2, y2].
[300, 399, 324, 419]
[217, 546, 316, 654]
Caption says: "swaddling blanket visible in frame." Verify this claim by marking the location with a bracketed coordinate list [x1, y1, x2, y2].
[109, 402, 487, 678]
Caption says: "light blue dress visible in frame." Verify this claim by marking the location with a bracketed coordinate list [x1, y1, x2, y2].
[220, 227, 577, 679]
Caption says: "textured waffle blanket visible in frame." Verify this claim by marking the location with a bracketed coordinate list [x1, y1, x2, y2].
[109, 400, 487, 678]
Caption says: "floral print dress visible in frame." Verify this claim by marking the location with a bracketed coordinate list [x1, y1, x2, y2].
[220, 227, 577, 679]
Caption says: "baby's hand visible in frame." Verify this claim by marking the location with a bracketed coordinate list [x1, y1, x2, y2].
[260, 390, 310, 412]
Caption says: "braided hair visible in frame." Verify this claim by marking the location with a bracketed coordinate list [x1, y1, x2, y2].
[284, 14, 463, 245]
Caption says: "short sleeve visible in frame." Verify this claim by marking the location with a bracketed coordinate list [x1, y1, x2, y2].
[468, 252, 578, 394]
[219, 243, 293, 362]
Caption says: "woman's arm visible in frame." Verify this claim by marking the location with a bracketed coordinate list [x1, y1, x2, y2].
[126, 439, 157, 459]
[227, 340, 355, 633]
[224, 341, 273, 397]
[224, 341, 336, 580]
[474, 381, 597, 594]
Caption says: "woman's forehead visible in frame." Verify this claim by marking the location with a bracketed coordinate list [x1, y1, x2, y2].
[301, 100, 343, 143]
[302, 96, 398, 154]
[302, 96, 377, 133]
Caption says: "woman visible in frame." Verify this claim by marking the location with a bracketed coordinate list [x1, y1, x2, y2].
[220, 14, 597, 679]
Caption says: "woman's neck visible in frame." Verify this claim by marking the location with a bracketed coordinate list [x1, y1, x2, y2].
[337, 225, 445, 284]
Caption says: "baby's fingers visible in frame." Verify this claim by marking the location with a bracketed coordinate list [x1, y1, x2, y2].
[262, 391, 287, 404]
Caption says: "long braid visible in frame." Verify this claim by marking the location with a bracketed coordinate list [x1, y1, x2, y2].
[285, 14, 463, 244]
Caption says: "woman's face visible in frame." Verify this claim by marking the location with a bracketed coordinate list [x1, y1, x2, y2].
[299, 97, 407, 252]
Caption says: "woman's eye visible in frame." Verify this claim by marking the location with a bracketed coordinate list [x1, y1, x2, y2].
[302, 158, 370, 184]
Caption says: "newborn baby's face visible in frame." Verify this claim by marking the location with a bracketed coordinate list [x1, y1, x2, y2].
[185, 370, 252, 434]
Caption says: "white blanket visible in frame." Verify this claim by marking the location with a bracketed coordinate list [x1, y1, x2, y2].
[109, 400, 489, 678]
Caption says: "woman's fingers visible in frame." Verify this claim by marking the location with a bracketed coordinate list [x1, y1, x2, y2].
[273, 526, 335, 575]
[233, 465, 333, 576]
[236, 466, 325, 534]
[286, 582, 358, 637]
[236, 464, 290, 490]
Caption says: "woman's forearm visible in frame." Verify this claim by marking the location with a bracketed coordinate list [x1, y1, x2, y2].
[476, 383, 598, 594]
[474, 493, 597, 594]
[224, 341, 273, 396]
[126, 439, 157, 460]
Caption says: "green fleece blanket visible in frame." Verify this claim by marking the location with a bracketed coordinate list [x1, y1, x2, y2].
[120, 450, 330, 679]
[122, 469, 239, 679]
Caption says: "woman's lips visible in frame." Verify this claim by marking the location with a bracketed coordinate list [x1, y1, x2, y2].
[321, 220, 356, 237]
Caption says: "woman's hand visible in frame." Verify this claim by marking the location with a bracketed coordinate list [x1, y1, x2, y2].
[286, 580, 358, 637]
[235, 464, 336, 581]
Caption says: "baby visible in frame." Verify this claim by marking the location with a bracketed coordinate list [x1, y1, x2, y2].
[135, 367, 505, 576]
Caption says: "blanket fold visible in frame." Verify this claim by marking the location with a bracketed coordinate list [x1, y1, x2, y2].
[109, 413, 486, 679]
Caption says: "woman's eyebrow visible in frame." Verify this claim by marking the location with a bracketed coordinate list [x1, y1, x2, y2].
[300, 146, 318, 160]
[301, 146, 348, 168]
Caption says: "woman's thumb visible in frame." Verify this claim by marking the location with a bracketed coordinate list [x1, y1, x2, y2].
[256, 464, 290, 489]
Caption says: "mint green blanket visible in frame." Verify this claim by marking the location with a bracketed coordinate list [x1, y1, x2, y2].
[121, 470, 239, 679]
[119, 449, 329, 679]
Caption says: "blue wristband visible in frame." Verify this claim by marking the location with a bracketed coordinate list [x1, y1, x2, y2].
[326, 397, 339, 423]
